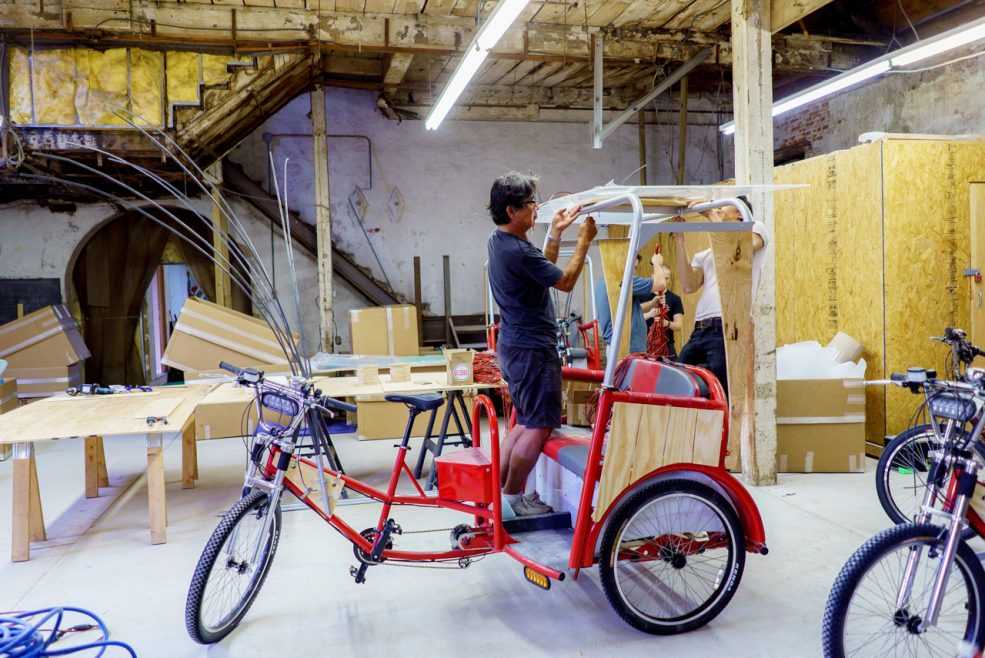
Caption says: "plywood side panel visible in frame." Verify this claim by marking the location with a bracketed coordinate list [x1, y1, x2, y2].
[628, 404, 672, 485]
[883, 141, 985, 435]
[599, 238, 634, 359]
[662, 406, 699, 464]
[594, 402, 644, 521]
[692, 409, 724, 466]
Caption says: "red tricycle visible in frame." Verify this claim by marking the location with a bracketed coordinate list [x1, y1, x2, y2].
[184, 191, 768, 645]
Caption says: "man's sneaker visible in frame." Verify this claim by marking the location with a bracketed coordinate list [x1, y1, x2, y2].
[522, 492, 547, 506]
[511, 494, 553, 517]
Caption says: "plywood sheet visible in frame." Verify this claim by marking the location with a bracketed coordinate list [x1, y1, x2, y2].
[33, 49, 77, 125]
[599, 238, 634, 359]
[661, 406, 698, 464]
[692, 408, 724, 466]
[629, 403, 671, 484]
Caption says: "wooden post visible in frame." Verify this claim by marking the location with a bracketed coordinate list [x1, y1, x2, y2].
[732, 0, 777, 486]
[208, 161, 232, 308]
[84, 435, 107, 498]
[181, 416, 197, 490]
[677, 76, 688, 184]
[12, 442, 45, 562]
[638, 115, 647, 186]
[312, 87, 335, 353]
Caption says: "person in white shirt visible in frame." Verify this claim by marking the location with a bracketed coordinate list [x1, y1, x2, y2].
[672, 197, 767, 397]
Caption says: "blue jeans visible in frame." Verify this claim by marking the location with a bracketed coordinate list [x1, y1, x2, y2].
[678, 325, 728, 398]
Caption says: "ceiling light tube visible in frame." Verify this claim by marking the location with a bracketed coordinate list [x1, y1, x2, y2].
[720, 14, 985, 135]
[425, 0, 531, 130]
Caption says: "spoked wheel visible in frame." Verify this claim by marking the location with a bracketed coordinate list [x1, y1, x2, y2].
[822, 523, 985, 658]
[876, 425, 941, 525]
[185, 491, 282, 644]
[599, 479, 746, 635]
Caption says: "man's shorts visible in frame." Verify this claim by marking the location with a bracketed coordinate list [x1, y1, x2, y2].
[497, 344, 562, 429]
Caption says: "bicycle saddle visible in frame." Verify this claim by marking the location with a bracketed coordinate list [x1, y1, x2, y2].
[384, 393, 444, 412]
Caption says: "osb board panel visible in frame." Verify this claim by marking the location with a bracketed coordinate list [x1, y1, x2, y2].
[971, 184, 985, 350]
[882, 140, 985, 435]
[774, 143, 885, 442]
[33, 50, 77, 125]
[75, 49, 129, 126]
[9, 48, 31, 124]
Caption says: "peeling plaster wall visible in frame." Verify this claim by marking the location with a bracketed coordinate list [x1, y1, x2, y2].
[230, 87, 731, 351]
[774, 45, 985, 157]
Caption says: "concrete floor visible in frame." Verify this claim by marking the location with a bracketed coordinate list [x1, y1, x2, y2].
[0, 431, 922, 657]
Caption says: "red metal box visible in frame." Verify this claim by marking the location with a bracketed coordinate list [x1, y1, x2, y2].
[434, 447, 494, 504]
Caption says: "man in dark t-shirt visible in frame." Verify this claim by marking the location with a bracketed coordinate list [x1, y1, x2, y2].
[487, 172, 597, 517]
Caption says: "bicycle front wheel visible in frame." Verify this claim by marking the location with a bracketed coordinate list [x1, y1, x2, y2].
[822, 522, 985, 658]
[185, 491, 282, 644]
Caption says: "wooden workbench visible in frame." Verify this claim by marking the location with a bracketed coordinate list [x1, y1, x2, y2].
[0, 384, 216, 561]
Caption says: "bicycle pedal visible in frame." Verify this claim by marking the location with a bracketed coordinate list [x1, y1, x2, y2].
[349, 565, 367, 584]
[387, 519, 403, 535]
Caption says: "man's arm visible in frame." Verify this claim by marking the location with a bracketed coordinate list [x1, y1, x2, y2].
[554, 218, 597, 292]
[667, 312, 684, 332]
[673, 233, 704, 293]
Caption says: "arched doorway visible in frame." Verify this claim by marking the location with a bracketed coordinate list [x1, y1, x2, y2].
[70, 206, 250, 385]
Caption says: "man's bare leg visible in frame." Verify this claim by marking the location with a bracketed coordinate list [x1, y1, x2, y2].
[499, 424, 526, 487]
[502, 427, 552, 495]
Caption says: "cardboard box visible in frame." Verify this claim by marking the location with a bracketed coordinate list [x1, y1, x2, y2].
[356, 393, 475, 441]
[563, 379, 597, 427]
[6, 363, 84, 399]
[776, 378, 866, 473]
[163, 298, 295, 374]
[349, 305, 420, 357]
[0, 379, 18, 413]
[0, 305, 90, 368]
[194, 383, 259, 440]
[445, 349, 475, 386]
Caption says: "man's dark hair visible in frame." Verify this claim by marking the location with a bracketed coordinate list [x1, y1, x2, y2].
[736, 194, 754, 218]
[489, 172, 538, 226]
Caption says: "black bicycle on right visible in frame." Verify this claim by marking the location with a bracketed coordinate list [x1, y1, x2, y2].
[875, 328, 985, 526]
[823, 366, 985, 657]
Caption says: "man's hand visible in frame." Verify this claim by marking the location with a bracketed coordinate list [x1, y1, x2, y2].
[577, 216, 598, 242]
[550, 205, 582, 238]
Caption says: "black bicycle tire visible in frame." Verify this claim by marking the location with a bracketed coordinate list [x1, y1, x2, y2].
[185, 491, 282, 644]
[875, 424, 939, 525]
[821, 522, 985, 658]
[598, 479, 746, 635]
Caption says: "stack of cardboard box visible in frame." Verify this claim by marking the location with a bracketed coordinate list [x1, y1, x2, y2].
[0, 305, 89, 400]
[162, 297, 296, 376]
[349, 305, 420, 356]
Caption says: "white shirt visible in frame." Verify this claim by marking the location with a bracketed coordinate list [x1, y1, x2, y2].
[691, 221, 768, 321]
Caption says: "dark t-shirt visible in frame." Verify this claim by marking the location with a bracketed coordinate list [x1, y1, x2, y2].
[664, 290, 684, 351]
[487, 230, 563, 349]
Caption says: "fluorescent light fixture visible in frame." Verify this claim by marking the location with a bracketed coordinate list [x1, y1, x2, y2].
[425, 0, 531, 130]
[720, 15, 985, 136]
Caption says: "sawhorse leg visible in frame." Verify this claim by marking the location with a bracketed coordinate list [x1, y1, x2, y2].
[181, 416, 198, 490]
[85, 435, 108, 498]
[147, 434, 167, 545]
[412, 406, 441, 479]
[424, 391, 474, 490]
[12, 442, 45, 562]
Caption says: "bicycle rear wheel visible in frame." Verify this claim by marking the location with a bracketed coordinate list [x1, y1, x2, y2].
[822, 522, 985, 658]
[185, 491, 282, 644]
[875, 424, 939, 525]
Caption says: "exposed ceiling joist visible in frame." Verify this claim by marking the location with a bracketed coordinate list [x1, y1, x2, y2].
[771, 0, 836, 33]
[383, 53, 415, 86]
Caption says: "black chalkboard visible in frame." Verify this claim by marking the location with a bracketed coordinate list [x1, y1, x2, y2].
[0, 278, 63, 325]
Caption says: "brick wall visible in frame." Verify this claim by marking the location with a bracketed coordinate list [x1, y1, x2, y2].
[775, 100, 831, 156]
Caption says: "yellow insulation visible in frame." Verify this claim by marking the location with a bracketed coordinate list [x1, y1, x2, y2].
[130, 49, 164, 126]
[202, 54, 230, 86]
[75, 48, 129, 125]
[166, 51, 201, 104]
[8, 47, 32, 125]
[33, 49, 77, 125]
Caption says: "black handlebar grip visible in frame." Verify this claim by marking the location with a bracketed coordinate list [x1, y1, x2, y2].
[219, 361, 242, 375]
[890, 373, 906, 382]
[321, 396, 357, 414]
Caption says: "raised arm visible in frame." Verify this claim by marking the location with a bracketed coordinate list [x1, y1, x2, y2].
[673, 232, 704, 294]
[553, 218, 597, 292]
